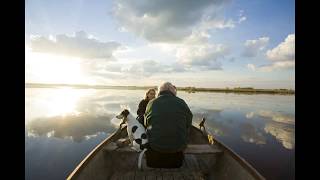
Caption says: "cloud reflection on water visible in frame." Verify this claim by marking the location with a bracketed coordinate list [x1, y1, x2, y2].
[26, 88, 295, 150]
[241, 123, 266, 145]
[245, 110, 295, 149]
[246, 110, 295, 125]
[192, 108, 294, 149]
[192, 109, 231, 136]
[27, 113, 116, 142]
[264, 122, 295, 149]
[26, 89, 143, 143]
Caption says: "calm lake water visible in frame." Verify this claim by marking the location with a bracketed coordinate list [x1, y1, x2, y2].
[25, 88, 295, 180]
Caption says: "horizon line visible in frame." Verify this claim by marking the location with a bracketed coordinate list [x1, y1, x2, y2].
[25, 82, 295, 91]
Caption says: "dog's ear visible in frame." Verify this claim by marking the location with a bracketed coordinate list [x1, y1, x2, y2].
[123, 109, 130, 117]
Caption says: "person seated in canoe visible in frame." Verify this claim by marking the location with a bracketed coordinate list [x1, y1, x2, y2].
[144, 82, 193, 168]
[136, 88, 156, 127]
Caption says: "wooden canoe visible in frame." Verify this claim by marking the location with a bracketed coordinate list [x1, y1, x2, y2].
[67, 125, 265, 180]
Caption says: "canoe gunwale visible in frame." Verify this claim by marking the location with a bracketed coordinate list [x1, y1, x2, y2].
[200, 128, 265, 180]
[66, 126, 125, 180]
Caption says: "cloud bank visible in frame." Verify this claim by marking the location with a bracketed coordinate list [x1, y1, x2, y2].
[30, 31, 121, 60]
[113, 0, 229, 42]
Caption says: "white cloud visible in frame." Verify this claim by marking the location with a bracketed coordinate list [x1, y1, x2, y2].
[266, 34, 295, 62]
[30, 31, 121, 60]
[247, 64, 256, 71]
[203, 18, 236, 30]
[258, 61, 295, 72]
[91, 71, 127, 80]
[176, 42, 227, 70]
[89, 59, 187, 80]
[112, 0, 234, 71]
[247, 61, 295, 72]
[238, 16, 247, 23]
[238, 10, 247, 24]
[172, 23, 231, 70]
[243, 37, 269, 57]
[104, 62, 123, 72]
[248, 34, 295, 72]
[113, 0, 230, 42]
[124, 60, 188, 75]
[146, 26, 230, 71]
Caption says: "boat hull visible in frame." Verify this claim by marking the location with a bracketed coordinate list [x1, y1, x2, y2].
[67, 125, 265, 180]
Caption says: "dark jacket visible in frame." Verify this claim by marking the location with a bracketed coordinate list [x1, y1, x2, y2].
[145, 90, 193, 153]
[137, 99, 149, 117]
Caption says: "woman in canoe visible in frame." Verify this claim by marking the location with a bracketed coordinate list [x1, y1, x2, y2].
[136, 88, 156, 127]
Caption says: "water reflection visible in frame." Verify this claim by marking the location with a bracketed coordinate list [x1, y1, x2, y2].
[264, 121, 295, 149]
[191, 108, 294, 149]
[246, 110, 295, 125]
[26, 88, 143, 143]
[26, 88, 142, 122]
[241, 123, 266, 145]
[27, 113, 115, 142]
[25, 88, 95, 122]
[40, 88, 84, 117]
[246, 112, 255, 119]
[26, 89, 295, 180]
[245, 110, 295, 149]
[192, 109, 231, 136]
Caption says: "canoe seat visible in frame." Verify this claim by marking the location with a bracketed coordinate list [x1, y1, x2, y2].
[184, 144, 223, 154]
[104, 143, 222, 154]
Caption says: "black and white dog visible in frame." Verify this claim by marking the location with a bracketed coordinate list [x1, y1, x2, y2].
[116, 109, 148, 152]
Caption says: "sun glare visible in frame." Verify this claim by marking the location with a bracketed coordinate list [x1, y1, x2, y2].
[44, 87, 82, 117]
[26, 49, 94, 84]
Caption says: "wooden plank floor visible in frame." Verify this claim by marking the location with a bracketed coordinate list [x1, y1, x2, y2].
[109, 154, 208, 180]
[110, 170, 206, 180]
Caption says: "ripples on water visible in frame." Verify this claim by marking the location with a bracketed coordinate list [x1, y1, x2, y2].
[25, 88, 294, 180]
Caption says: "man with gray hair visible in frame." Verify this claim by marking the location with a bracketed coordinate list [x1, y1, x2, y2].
[144, 82, 193, 168]
[158, 82, 177, 96]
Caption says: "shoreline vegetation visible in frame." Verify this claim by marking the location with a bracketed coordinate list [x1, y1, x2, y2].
[25, 83, 295, 95]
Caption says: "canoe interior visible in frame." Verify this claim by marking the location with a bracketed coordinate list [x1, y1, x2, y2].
[68, 126, 264, 180]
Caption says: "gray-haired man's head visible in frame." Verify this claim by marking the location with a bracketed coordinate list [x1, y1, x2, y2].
[158, 82, 177, 96]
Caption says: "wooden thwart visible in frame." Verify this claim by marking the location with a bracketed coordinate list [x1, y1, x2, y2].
[184, 144, 222, 154]
[104, 143, 222, 154]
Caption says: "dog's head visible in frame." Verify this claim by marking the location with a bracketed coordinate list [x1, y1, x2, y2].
[116, 109, 130, 123]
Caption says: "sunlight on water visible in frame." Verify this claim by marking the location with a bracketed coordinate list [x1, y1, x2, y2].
[25, 87, 95, 123]
[44, 88, 81, 117]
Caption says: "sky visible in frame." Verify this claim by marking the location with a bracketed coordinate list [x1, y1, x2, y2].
[25, 0, 295, 89]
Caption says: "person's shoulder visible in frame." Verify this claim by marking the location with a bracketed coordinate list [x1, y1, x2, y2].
[147, 98, 156, 105]
[174, 96, 187, 104]
[138, 99, 148, 106]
